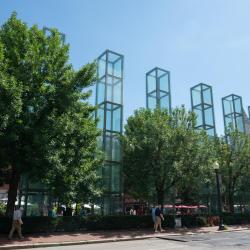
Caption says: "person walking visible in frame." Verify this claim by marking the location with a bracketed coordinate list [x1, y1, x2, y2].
[154, 204, 164, 232]
[8, 206, 24, 240]
[151, 205, 156, 231]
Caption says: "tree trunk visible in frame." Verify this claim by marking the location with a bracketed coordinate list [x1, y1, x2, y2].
[6, 165, 20, 217]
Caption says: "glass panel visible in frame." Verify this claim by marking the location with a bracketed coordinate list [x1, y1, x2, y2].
[113, 106, 121, 132]
[107, 62, 113, 75]
[26, 194, 49, 216]
[112, 136, 121, 161]
[113, 58, 122, 78]
[223, 99, 233, 115]
[149, 90, 157, 97]
[159, 91, 168, 98]
[103, 196, 111, 215]
[106, 109, 111, 131]
[113, 80, 122, 104]
[192, 89, 201, 106]
[204, 108, 214, 126]
[225, 115, 235, 130]
[104, 133, 112, 160]
[108, 52, 120, 63]
[98, 54, 106, 79]
[106, 83, 112, 103]
[234, 98, 242, 113]
[97, 107, 104, 129]
[206, 128, 215, 137]
[111, 196, 122, 214]
[111, 164, 121, 192]
[194, 108, 203, 127]
[160, 95, 170, 110]
[97, 80, 105, 104]
[148, 96, 156, 109]
[159, 73, 169, 92]
[203, 88, 212, 105]
[103, 165, 111, 191]
[236, 115, 244, 132]
[147, 75, 156, 93]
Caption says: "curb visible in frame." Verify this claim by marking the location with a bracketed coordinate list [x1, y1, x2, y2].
[0, 236, 154, 249]
[1, 227, 249, 249]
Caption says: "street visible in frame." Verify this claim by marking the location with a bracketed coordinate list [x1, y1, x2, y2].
[34, 230, 250, 250]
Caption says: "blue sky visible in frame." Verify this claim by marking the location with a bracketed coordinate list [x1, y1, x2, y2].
[1, 0, 250, 135]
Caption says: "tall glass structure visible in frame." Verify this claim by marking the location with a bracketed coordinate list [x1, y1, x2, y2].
[96, 50, 123, 215]
[222, 94, 245, 133]
[190, 83, 216, 136]
[146, 67, 171, 112]
[248, 106, 250, 119]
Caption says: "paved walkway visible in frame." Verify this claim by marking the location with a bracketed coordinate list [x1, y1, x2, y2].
[1, 225, 250, 249]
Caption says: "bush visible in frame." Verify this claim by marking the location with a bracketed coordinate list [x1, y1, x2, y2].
[0, 215, 156, 234]
[196, 216, 207, 227]
[3, 213, 249, 234]
[181, 215, 208, 227]
[222, 213, 249, 225]
[162, 215, 175, 228]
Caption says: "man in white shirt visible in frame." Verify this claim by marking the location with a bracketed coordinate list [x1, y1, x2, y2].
[8, 206, 24, 239]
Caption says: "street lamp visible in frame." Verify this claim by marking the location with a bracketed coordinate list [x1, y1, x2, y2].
[213, 161, 225, 230]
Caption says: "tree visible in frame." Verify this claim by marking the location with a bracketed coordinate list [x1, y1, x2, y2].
[123, 107, 212, 207]
[0, 13, 101, 215]
[215, 130, 250, 213]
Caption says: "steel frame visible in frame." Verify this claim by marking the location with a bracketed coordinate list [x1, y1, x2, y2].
[96, 50, 123, 215]
[190, 83, 216, 136]
[146, 67, 171, 112]
[222, 94, 245, 133]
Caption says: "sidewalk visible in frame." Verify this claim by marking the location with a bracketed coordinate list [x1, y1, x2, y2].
[1, 225, 250, 249]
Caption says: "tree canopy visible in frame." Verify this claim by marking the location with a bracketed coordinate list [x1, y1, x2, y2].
[0, 13, 101, 215]
[122, 107, 213, 206]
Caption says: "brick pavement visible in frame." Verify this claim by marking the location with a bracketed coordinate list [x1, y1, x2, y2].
[0, 225, 250, 249]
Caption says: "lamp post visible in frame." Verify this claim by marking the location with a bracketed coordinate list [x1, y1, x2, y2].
[213, 161, 225, 230]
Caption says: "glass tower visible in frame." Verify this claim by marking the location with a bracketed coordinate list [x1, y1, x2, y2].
[96, 50, 123, 215]
[146, 67, 171, 112]
[222, 94, 245, 133]
[190, 83, 216, 136]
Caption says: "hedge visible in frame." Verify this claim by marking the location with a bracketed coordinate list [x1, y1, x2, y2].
[0, 215, 208, 234]
[1, 213, 249, 234]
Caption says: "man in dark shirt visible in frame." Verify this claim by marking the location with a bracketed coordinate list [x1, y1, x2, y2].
[155, 205, 164, 232]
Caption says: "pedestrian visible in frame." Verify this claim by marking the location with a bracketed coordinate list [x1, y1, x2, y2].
[154, 204, 164, 233]
[63, 205, 72, 216]
[151, 205, 156, 230]
[8, 206, 24, 240]
[129, 208, 133, 215]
